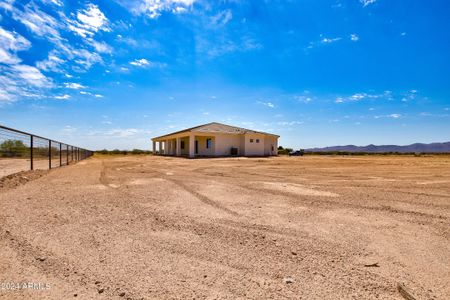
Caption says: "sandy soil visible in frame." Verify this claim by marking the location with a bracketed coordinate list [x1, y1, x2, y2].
[0, 155, 449, 299]
[0, 158, 50, 177]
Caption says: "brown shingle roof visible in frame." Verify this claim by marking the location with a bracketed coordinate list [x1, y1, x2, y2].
[152, 122, 279, 140]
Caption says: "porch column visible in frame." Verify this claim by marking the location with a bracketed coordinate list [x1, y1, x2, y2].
[176, 137, 181, 156]
[165, 139, 169, 155]
[152, 141, 156, 155]
[158, 141, 163, 155]
[189, 134, 195, 158]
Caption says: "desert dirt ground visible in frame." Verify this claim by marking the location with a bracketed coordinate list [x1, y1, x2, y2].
[0, 155, 449, 299]
[0, 158, 52, 177]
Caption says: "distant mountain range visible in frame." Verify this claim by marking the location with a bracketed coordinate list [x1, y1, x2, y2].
[306, 142, 450, 153]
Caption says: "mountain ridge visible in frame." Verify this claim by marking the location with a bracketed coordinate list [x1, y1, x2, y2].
[306, 142, 450, 153]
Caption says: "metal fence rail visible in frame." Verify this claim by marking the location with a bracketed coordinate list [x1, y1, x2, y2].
[0, 124, 93, 178]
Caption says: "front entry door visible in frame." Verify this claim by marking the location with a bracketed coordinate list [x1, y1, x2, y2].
[195, 140, 198, 154]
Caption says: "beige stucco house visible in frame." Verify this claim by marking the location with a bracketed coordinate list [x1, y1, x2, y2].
[152, 122, 279, 158]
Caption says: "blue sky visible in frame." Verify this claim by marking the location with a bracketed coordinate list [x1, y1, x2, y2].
[0, 0, 449, 150]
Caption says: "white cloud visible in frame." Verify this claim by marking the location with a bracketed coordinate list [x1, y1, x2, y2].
[335, 91, 393, 103]
[374, 113, 402, 119]
[401, 90, 418, 102]
[36, 52, 65, 72]
[64, 82, 85, 89]
[257, 101, 275, 108]
[321, 37, 341, 44]
[211, 9, 232, 26]
[68, 4, 110, 38]
[199, 35, 262, 58]
[108, 128, 139, 137]
[360, 0, 376, 7]
[307, 35, 342, 50]
[42, 0, 63, 6]
[294, 95, 312, 103]
[54, 94, 70, 99]
[129, 58, 166, 68]
[94, 94, 103, 98]
[0, 48, 19, 64]
[88, 40, 112, 53]
[130, 58, 150, 66]
[350, 34, 359, 41]
[11, 4, 62, 41]
[69, 48, 103, 70]
[125, 0, 196, 19]
[277, 121, 303, 126]
[0, 27, 31, 51]
[12, 64, 51, 88]
[0, 63, 52, 102]
[0, 27, 31, 64]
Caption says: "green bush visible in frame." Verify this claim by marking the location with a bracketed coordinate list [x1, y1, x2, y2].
[0, 139, 29, 157]
[95, 149, 152, 155]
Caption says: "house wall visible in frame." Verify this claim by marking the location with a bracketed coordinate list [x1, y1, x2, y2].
[214, 133, 242, 156]
[243, 133, 265, 156]
[153, 132, 279, 157]
[264, 135, 278, 156]
[195, 136, 215, 156]
[179, 137, 189, 156]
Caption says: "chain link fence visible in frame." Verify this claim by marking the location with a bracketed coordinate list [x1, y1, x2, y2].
[0, 124, 93, 178]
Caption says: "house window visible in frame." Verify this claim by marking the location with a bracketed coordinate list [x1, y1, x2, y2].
[256, 139, 260, 143]
[250, 139, 254, 143]
[206, 138, 212, 149]
[181, 141, 185, 149]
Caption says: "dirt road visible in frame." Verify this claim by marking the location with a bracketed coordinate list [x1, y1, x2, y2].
[0, 155, 449, 299]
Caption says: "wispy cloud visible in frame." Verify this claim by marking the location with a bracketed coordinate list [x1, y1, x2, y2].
[36, 52, 66, 72]
[307, 35, 342, 50]
[130, 58, 150, 67]
[64, 82, 85, 89]
[360, 0, 377, 7]
[257, 101, 275, 108]
[68, 4, 110, 38]
[335, 91, 393, 103]
[54, 94, 70, 100]
[0, 26, 31, 64]
[10, 3, 62, 42]
[350, 34, 359, 41]
[129, 58, 166, 68]
[88, 40, 112, 54]
[277, 121, 303, 126]
[211, 9, 232, 27]
[120, 0, 196, 19]
[12, 64, 51, 88]
[374, 113, 402, 119]
[321, 37, 341, 44]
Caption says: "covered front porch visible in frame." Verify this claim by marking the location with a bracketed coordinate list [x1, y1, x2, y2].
[152, 134, 215, 158]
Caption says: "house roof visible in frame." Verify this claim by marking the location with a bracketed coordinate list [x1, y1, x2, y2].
[152, 122, 279, 140]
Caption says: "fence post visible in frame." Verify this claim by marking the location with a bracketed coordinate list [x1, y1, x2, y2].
[30, 135, 34, 171]
[49, 140, 51, 169]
